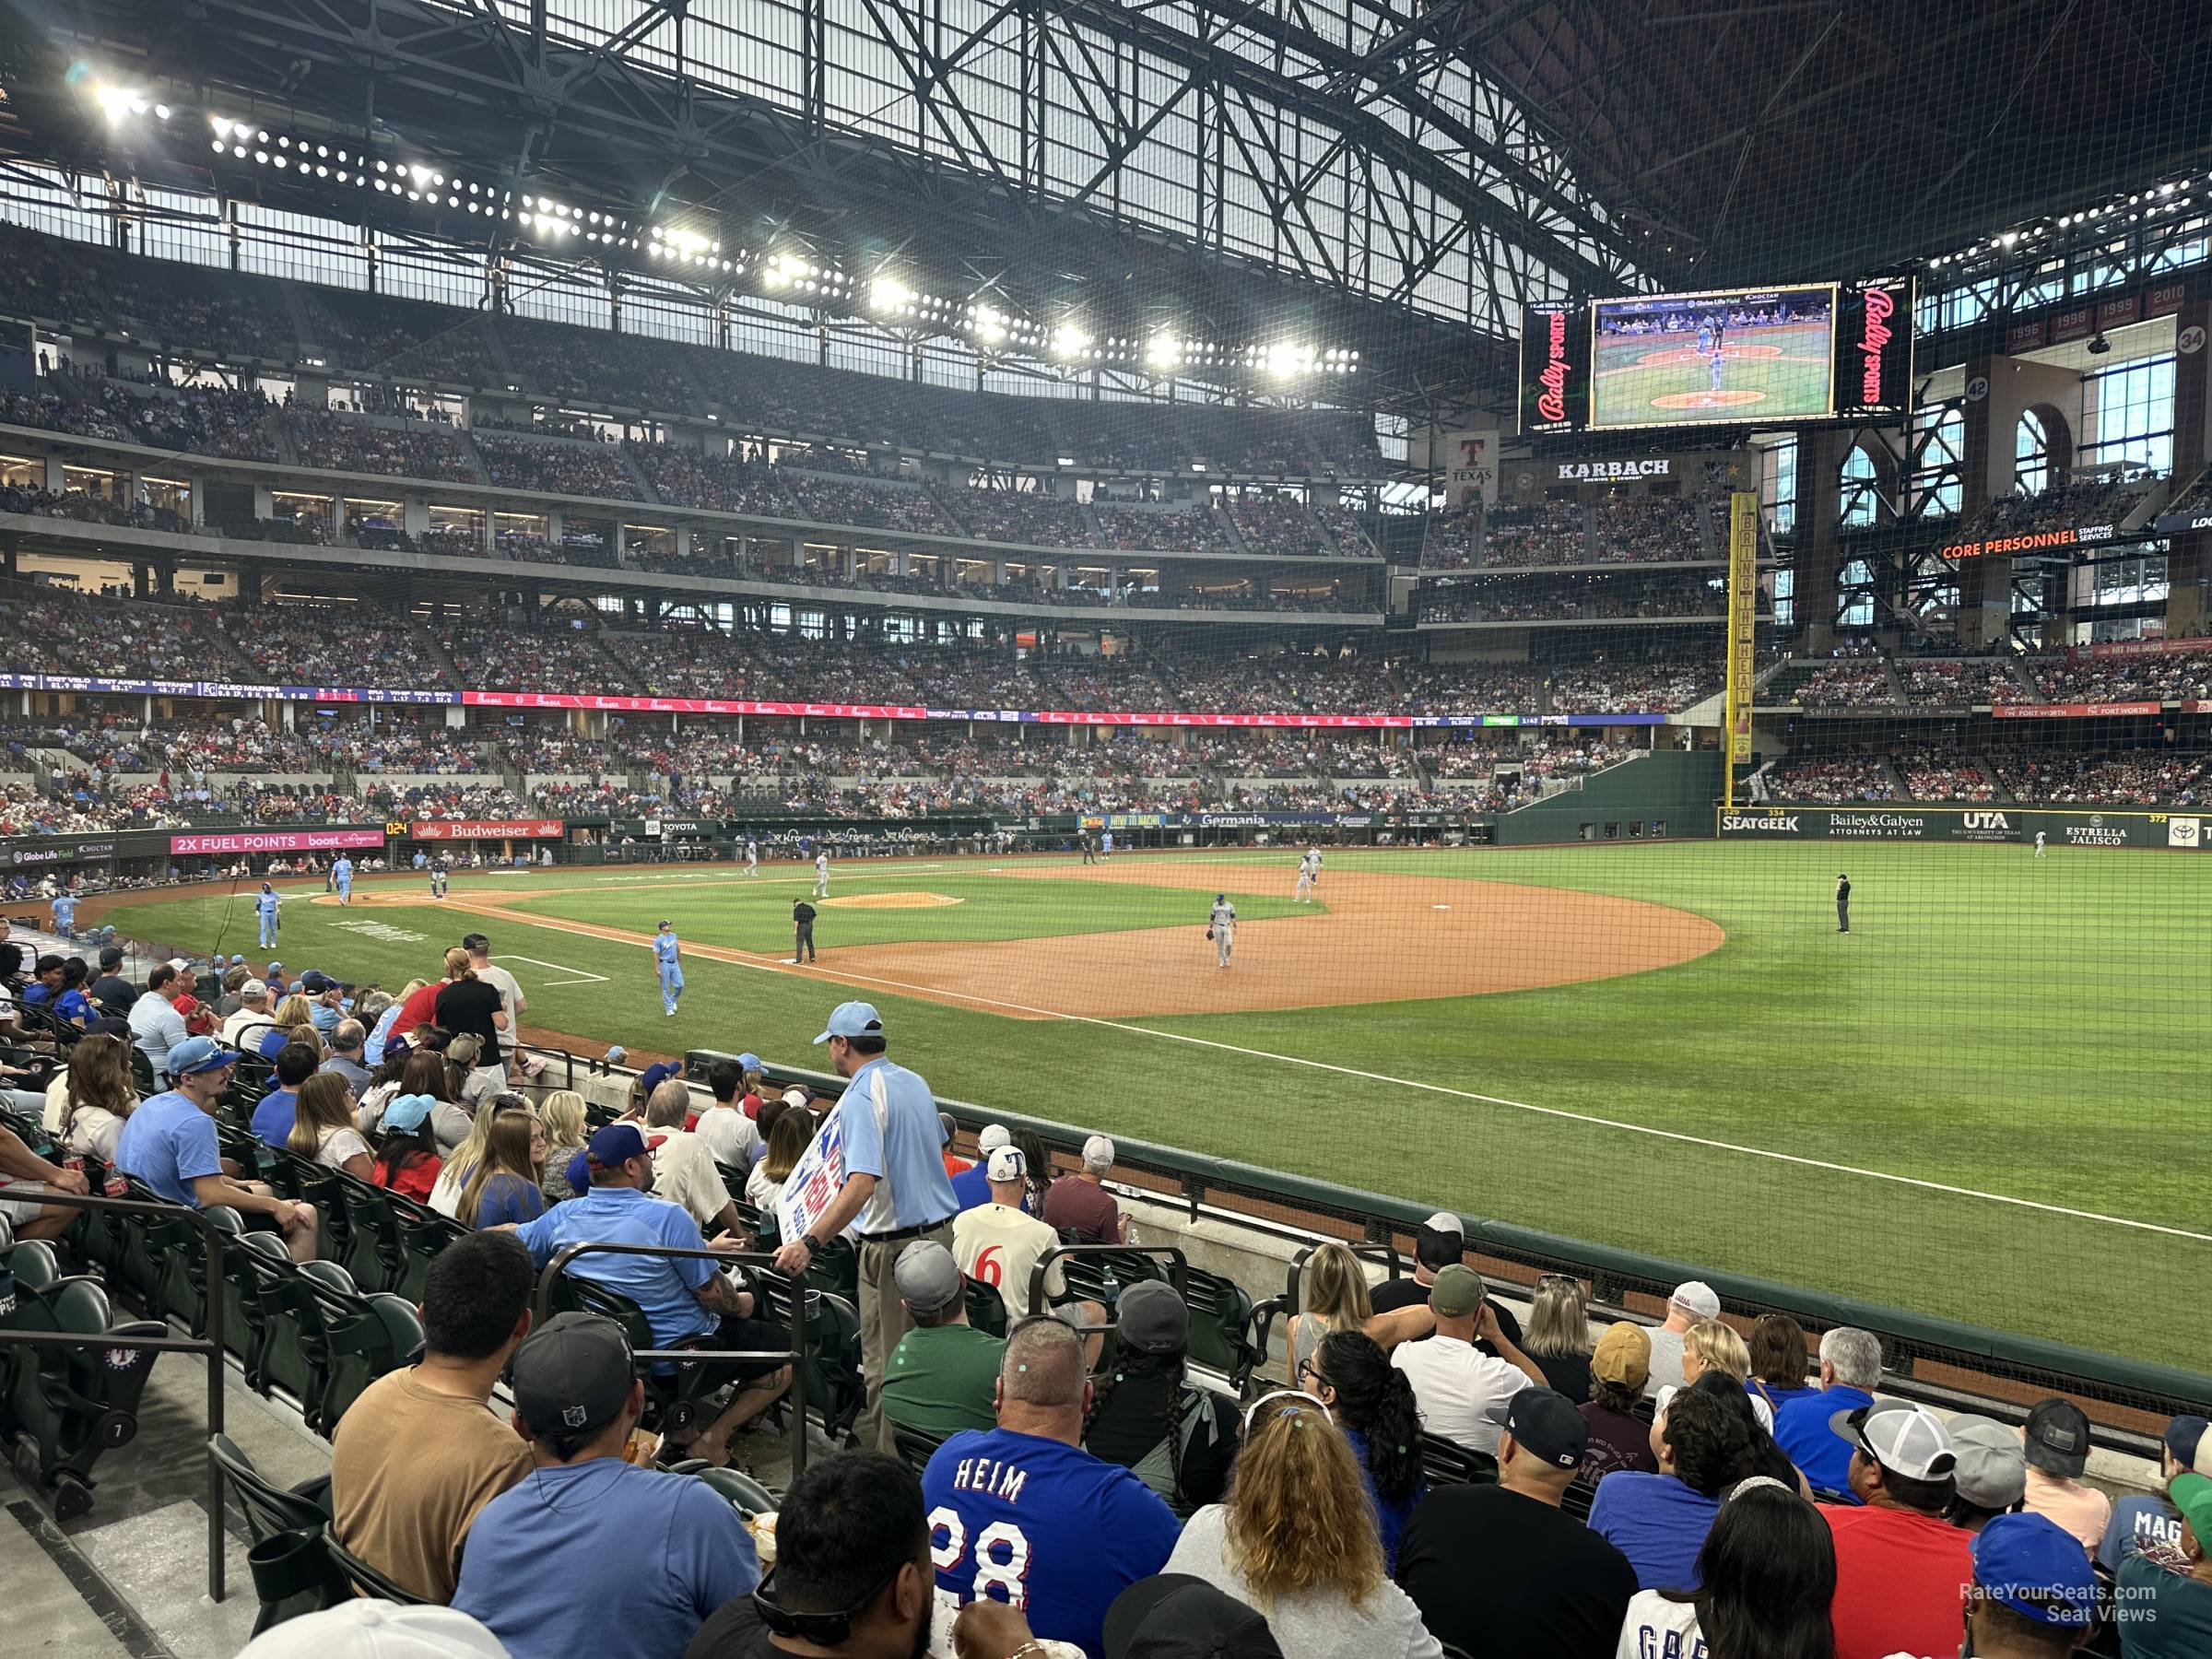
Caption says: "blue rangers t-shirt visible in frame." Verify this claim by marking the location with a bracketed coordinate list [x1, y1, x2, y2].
[924, 1427, 1181, 1659]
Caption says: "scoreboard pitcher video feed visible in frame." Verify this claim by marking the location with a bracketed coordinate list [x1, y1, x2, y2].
[1589, 283, 1838, 429]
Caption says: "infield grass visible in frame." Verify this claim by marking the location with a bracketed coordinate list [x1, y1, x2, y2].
[96, 841, 2212, 1369]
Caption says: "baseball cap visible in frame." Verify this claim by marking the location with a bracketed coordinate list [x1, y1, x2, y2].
[1082, 1134, 1115, 1169]
[1429, 1263, 1485, 1318]
[2172, 1472, 2212, 1541]
[382, 1093, 437, 1135]
[85, 1015, 130, 1039]
[238, 1601, 510, 1658]
[167, 1035, 240, 1076]
[1946, 1414, 2030, 1511]
[265, 961, 283, 973]
[1592, 1322, 1653, 1389]
[735, 1052, 762, 1071]
[510, 1312, 636, 1441]
[2163, 1414, 2212, 1475]
[891, 1241, 963, 1314]
[1422, 1210, 1464, 1235]
[813, 1001, 884, 1044]
[300, 971, 331, 994]
[638, 1060, 680, 1096]
[1838, 1402, 1957, 1482]
[1116, 1281, 1189, 1355]
[658, 919, 672, 928]
[229, 953, 246, 966]
[1970, 1512, 2100, 1628]
[584, 1123, 664, 1173]
[240, 978, 268, 999]
[98, 946, 124, 969]
[1488, 1387, 1588, 1469]
[2022, 1398, 2093, 1479]
[168, 957, 195, 974]
[977, 1124, 1012, 1154]
[1669, 1280, 1721, 1320]
[1102, 1574, 1284, 1659]
[782, 1087, 811, 1111]
[985, 1146, 1027, 1182]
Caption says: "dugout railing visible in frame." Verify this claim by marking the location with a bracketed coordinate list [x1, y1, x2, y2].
[693, 1050, 2211, 1454]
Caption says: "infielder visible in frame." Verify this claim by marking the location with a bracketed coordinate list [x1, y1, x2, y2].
[1293, 846, 1319, 902]
[429, 855, 450, 900]
[255, 882, 281, 948]
[653, 919, 684, 1017]
[813, 849, 830, 898]
[745, 836, 759, 877]
[1208, 892, 1236, 968]
[2033, 830, 2047, 859]
[332, 854, 354, 906]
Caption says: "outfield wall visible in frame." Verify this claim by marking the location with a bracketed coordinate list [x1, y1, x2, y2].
[1718, 803, 2206, 849]
[1494, 749, 1724, 844]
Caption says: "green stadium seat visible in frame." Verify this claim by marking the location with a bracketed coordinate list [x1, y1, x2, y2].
[321, 1524, 429, 1605]
[393, 1202, 467, 1302]
[962, 1276, 1008, 1338]
[2, 1275, 165, 1521]
[333, 1175, 401, 1293]
[318, 1292, 425, 1435]
[1179, 1266, 1262, 1394]
[887, 1418, 949, 1477]
[1418, 1431, 1498, 1489]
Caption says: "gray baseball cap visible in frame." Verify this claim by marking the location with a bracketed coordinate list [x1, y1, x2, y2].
[1947, 1414, 2029, 1509]
[893, 1241, 963, 1314]
[1115, 1281, 1188, 1355]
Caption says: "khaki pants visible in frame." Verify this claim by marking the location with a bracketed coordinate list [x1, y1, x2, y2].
[858, 1222, 953, 1451]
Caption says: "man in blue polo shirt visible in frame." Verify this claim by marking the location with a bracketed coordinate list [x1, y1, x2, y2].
[1772, 1324, 1882, 1499]
[114, 1035, 319, 1259]
[772, 1001, 959, 1452]
[508, 1124, 788, 1465]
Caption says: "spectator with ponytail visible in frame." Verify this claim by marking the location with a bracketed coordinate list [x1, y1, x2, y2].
[1165, 1388, 1443, 1658]
[1300, 1329, 1425, 1570]
[1083, 1280, 1239, 1514]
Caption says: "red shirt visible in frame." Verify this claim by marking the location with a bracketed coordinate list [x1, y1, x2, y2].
[740, 1091, 762, 1121]
[174, 992, 215, 1036]
[373, 1155, 441, 1205]
[1823, 1500, 1972, 1659]
[1041, 1173, 1122, 1243]
[943, 1150, 972, 1178]
[394, 980, 444, 1041]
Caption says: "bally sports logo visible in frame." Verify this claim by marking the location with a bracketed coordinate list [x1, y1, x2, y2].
[1858, 285, 1896, 406]
[1536, 310, 1571, 425]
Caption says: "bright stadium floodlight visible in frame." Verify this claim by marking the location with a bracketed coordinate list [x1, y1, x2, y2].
[872, 276, 914, 314]
[970, 305, 1008, 346]
[1146, 333, 1182, 370]
[1051, 324, 1093, 359]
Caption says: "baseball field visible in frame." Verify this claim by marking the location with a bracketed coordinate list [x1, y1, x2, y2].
[1591, 324, 1834, 427]
[84, 842, 2211, 1369]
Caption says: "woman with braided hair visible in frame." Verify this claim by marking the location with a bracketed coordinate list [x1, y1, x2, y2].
[1083, 1279, 1238, 1514]
[1301, 1329, 1426, 1571]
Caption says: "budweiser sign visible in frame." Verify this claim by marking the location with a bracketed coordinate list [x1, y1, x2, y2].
[408, 819, 566, 841]
[1858, 286, 1895, 406]
[1536, 310, 1571, 425]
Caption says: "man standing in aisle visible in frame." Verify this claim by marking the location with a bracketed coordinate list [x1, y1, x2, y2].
[653, 920, 684, 1018]
[333, 853, 354, 906]
[1836, 872, 1852, 934]
[813, 847, 830, 898]
[256, 881, 281, 949]
[772, 1002, 959, 1452]
[1208, 891, 1236, 968]
[792, 896, 818, 965]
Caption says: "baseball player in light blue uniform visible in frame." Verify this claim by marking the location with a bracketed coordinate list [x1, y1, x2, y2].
[50, 891, 76, 937]
[255, 883, 281, 948]
[653, 920, 684, 1016]
[332, 854, 353, 905]
[1209, 892, 1236, 968]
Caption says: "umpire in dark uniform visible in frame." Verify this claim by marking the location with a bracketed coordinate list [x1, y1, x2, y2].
[1836, 873, 1851, 933]
[793, 897, 818, 963]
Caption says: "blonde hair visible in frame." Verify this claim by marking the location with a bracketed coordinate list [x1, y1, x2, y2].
[538, 1089, 586, 1147]
[442, 947, 474, 982]
[1686, 1320, 1752, 1382]
[1224, 1394, 1384, 1609]
[1524, 1275, 1593, 1359]
[274, 994, 317, 1035]
[1300, 1241, 1372, 1335]
[287, 1073, 357, 1159]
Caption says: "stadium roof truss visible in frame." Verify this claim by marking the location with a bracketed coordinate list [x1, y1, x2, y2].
[16, 0, 1662, 410]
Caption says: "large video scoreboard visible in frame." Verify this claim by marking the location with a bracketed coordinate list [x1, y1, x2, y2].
[1521, 276, 1913, 437]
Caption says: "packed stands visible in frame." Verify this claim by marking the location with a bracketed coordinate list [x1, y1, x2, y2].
[1894, 744, 1996, 801]
[2022, 649, 2212, 703]
[1479, 500, 1587, 566]
[1769, 748, 1897, 802]
[1963, 466, 2160, 540]
[1989, 744, 2208, 806]
[1897, 657, 2030, 706]
[286, 410, 480, 483]
[1089, 500, 1238, 554]
[473, 432, 642, 500]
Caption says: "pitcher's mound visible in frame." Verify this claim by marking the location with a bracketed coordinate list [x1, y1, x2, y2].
[819, 891, 963, 910]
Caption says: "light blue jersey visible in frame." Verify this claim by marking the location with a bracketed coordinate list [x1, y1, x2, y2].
[255, 889, 281, 947]
[653, 929, 684, 1014]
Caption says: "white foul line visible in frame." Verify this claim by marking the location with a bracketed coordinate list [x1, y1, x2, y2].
[485, 885, 2212, 1246]
[501, 953, 610, 988]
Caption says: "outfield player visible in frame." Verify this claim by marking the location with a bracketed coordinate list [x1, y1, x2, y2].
[745, 836, 759, 877]
[255, 882, 281, 948]
[813, 849, 830, 898]
[1208, 892, 1236, 968]
[332, 853, 354, 905]
[653, 919, 684, 1017]
[49, 889, 76, 938]
[2034, 830, 2047, 859]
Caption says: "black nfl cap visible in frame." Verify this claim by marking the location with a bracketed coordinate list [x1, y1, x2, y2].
[510, 1312, 636, 1441]
[1486, 1387, 1588, 1469]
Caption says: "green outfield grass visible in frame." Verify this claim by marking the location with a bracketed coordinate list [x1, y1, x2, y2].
[96, 843, 2212, 1369]
[1592, 324, 1832, 427]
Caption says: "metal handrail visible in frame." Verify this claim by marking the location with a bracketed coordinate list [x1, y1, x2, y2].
[535, 1241, 810, 1477]
[1027, 1241, 1186, 1325]
[0, 1189, 229, 1601]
